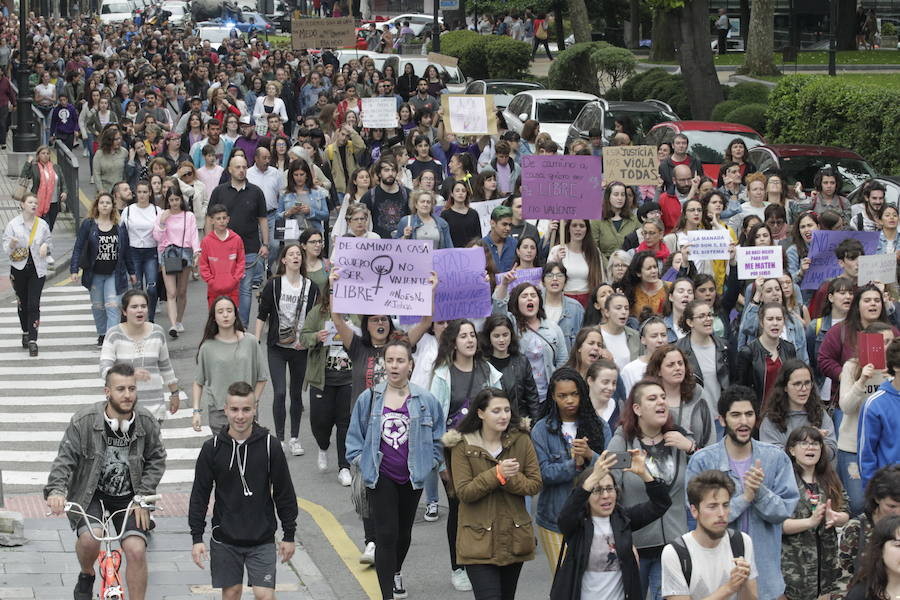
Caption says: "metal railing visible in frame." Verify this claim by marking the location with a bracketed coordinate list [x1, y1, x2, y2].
[53, 139, 81, 225]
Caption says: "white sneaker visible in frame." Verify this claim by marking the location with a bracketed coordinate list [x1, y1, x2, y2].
[424, 501, 439, 521]
[338, 468, 352, 486]
[46, 255, 55, 266]
[175, 322, 185, 333]
[451, 568, 472, 592]
[317, 449, 328, 472]
[289, 437, 304, 456]
[359, 541, 376, 565]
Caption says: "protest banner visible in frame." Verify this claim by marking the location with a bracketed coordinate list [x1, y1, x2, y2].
[858, 253, 898, 285]
[496, 267, 544, 291]
[472, 199, 504, 237]
[291, 16, 357, 50]
[427, 52, 459, 67]
[687, 229, 732, 261]
[433, 248, 492, 321]
[602, 146, 658, 186]
[521, 155, 603, 220]
[361, 97, 399, 129]
[802, 231, 879, 290]
[737, 246, 783, 279]
[442, 95, 498, 135]
[331, 238, 433, 316]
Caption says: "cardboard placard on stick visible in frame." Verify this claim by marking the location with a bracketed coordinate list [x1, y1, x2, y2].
[521, 155, 603, 220]
[361, 97, 399, 129]
[291, 17, 357, 50]
[736, 246, 783, 279]
[442, 95, 497, 136]
[858, 253, 898, 286]
[602, 145, 658, 186]
[427, 52, 459, 67]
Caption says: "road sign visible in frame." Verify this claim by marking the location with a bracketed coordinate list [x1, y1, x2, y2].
[440, 0, 459, 10]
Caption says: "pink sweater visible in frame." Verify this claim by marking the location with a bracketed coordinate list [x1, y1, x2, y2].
[153, 210, 200, 253]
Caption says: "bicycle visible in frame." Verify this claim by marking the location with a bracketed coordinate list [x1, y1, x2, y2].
[62, 495, 161, 600]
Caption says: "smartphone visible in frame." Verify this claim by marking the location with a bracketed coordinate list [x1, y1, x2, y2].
[609, 451, 632, 470]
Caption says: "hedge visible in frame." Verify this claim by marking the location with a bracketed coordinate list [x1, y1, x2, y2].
[711, 100, 741, 121]
[621, 67, 668, 101]
[434, 30, 531, 80]
[728, 82, 770, 105]
[724, 103, 768, 134]
[548, 41, 610, 96]
[766, 75, 900, 173]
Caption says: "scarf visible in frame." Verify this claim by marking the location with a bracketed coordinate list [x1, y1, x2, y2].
[637, 240, 671, 262]
[36, 160, 56, 218]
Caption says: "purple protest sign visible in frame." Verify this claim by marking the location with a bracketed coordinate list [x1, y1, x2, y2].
[521, 155, 603, 220]
[801, 230, 879, 290]
[495, 267, 544, 291]
[331, 238, 434, 316]
[433, 248, 492, 321]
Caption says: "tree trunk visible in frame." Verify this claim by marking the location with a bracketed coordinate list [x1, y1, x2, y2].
[554, 1, 566, 51]
[649, 7, 676, 62]
[742, 0, 780, 75]
[629, 0, 641, 49]
[672, 0, 723, 120]
[568, 0, 592, 44]
[835, 0, 857, 50]
[739, 0, 750, 45]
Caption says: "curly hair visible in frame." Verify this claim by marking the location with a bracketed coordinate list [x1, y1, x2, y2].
[785, 426, 845, 511]
[761, 359, 824, 432]
[539, 367, 607, 455]
[645, 344, 697, 406]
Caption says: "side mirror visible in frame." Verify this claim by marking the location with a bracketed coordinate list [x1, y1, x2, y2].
[519, 113, 528, 122]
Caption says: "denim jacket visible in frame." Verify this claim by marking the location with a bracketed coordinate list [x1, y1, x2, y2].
[531, 415, 610, 533]
[393, 214, 454, 249]
[738, 302, 809, 364]
[277, 188, 330, 233]
[542, 292, 584, 351]
[687, 440, 800, 600]
[345, 381, 446, 490]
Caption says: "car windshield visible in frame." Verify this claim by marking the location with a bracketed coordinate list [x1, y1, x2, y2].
[537, 99, 590, 123]
[606, 109, 677, 143]
[486, 82, 541, 96]
[202, 29, 234, 42]
[779, 156, 877, 194]
[686, 131, 765, 164]
[102, 2, 131, 12]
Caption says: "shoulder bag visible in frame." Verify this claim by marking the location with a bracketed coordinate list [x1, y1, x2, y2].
[350, 389, 375, 518]
[277, 277, 309, 346]
[10, 218, 39, 262]
[162, 212, 188, 273]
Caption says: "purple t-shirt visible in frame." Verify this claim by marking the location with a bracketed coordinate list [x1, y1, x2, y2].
[729, 455, 753, 533]
[379, 400, 411, 485]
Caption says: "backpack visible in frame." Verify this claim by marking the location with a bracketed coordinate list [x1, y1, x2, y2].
[670, 529, 745, 586]
[535, 20, 548, 40]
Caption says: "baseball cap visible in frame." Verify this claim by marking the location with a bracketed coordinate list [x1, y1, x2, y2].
[239, 115, 252, 125]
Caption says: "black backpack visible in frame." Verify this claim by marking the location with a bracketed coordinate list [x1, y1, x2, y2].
[670, 529, 744, 586]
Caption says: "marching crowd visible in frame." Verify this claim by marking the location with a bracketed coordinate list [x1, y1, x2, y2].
[1, 8, 900, 600]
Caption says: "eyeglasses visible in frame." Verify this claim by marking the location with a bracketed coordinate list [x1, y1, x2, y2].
[685, 207, 703, 213]
[691, 312, 714, 321]
[307, 239, 324, 245]
[591, 486, 616, 496]
[789, 380, 813, 389]
[369, 317, 390, 324]
[545, 273, 565, 280]
[795, 440, 820, 449]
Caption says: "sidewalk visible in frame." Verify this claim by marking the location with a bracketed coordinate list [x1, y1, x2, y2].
[0, 493, 338, 600]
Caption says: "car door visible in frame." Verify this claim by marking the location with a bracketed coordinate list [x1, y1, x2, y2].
[749, 147, 778, 174]
[504, 94, 528, 134]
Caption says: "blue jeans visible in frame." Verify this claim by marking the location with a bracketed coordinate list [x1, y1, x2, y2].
[424, 467, 440, 504]
[639, 556, 662, 600]
[266, 212, 279, 271]
[838, 449, 865, 517]
[239, 252, 265, 328]
[127, 247, 158, 322]
[89, 273, 121, 336]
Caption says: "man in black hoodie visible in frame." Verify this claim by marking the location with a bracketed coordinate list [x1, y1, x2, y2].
[189, 381, 298, 599]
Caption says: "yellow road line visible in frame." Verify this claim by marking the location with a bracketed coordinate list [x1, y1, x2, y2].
[80, 189, 91, 210]
[298, 497, 379, 600]
[52, 275, 74, 286]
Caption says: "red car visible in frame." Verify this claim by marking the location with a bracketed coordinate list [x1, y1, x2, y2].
[747, 144, 878, 195]
[644, 121, 766, 180]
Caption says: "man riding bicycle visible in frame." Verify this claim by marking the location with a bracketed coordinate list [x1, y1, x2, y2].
[44, 362, 167, 600]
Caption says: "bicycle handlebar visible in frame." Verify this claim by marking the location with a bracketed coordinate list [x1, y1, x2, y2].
[57, 495, 161, 542]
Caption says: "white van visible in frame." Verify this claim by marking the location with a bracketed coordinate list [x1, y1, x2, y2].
[99, 0, 135, 23]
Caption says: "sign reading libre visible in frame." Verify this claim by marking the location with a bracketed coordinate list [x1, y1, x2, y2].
[521, 155, 603, 220]
[602, 146, 658, 186]
[291, 16, 357, 50]
[331, 238, 434, 316]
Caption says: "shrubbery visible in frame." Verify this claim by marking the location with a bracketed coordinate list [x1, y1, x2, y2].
[434, 30, 531, 80]
[725, 103, 768, 133]
[728, 82, 771, 104]
[619, 68, 697, 119]
[711, 99, 741, 121]
[548, 42, 610, 96]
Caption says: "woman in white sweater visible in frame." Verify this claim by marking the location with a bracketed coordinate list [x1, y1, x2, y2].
[252, 80, 288, 124]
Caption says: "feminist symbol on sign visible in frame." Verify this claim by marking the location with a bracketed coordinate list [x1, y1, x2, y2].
[370, 255, 394, 294]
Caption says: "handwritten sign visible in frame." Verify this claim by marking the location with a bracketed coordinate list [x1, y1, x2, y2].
[687, 229, 731, 261]
[291, 16, 357, 50]
[521, 155, 603, 220]
[736, 246, 783, 279]
[443, 95, 497, 135]
[332, 238, 433, 316]
[361, 97, 398, 129]
[858, 253, 897, 285]
[433, 248, 492, 321]
[427, 52, 459, 67]
[602, 145, 658, 186]
[802, 231, 879, 290]
[496, 267, 543, 291]
[472, 199, 504, 237]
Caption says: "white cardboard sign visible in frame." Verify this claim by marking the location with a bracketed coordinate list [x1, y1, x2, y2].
[736, 246, 783, 279]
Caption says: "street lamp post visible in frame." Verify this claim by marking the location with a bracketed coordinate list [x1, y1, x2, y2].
[828, 0, 837, 76]
[13, 0, 40, 152]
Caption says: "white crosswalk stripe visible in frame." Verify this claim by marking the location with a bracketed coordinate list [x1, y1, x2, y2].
[0, 286, 204, 494]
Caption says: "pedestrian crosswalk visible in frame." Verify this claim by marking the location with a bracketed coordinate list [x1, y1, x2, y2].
[0, 284, 208, 492]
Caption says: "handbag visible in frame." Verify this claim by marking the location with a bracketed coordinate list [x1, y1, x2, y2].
[9, 217, 39, 262]
[350, 389, 375, 518]
[277, 277, 309, 345]
[535, 20, 548, 40]
[162, 212, 188, 273]
[12, 175, 30, 202]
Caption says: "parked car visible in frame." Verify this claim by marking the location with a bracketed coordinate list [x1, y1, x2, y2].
[231, 11, 273, 33]
[848, 176, 900, 207]
[464, 79, 545, 111]
[99, 0, 135, 23]
[334, 49, 392, 69]
[644, 120, 766, 179]
[503, 90, 600, 151]
[194, 22, 241, 46]
[565, 99, 679, 150]
[363, 14, 442, 37]
[748, 144, 878, 195]
[383, 56, 467, 93]
[160, 2, 190, 26]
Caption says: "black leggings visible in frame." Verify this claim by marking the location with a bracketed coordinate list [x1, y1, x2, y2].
[466, 563, 524, 600]
[267, 345, 307, 440]
[442, 476, 461, 571]
[372, 476, 422, 600]
[531, 37, 552, 60]
[11, 256, 45, 341]
[309, 383, 352, 469]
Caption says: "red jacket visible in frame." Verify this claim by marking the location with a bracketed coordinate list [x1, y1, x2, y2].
[199, 228, 245, 297]
[658, 192, 681, 234]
